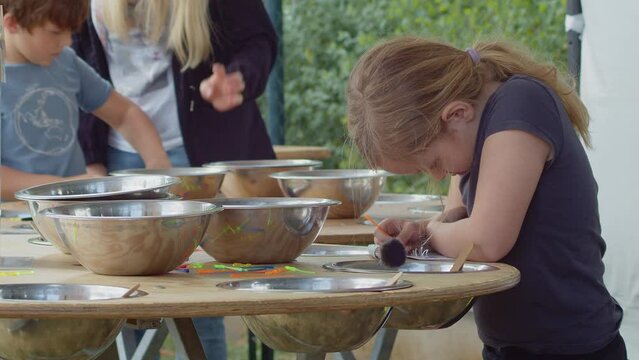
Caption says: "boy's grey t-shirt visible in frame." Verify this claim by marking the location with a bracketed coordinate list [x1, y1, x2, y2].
[460, 75, 623, 354]
[1, 47, 112, 176]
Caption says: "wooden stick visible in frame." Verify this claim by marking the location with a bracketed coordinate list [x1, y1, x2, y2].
[122, 283, 141, 298]
[451, 243, 474, 272]
[387, 271, 403, 286]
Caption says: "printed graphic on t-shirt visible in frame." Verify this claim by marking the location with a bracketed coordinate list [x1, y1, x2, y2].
[14, 87, 75, 156]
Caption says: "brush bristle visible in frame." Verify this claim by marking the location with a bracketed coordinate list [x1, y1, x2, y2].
[380, 238, 406, 268]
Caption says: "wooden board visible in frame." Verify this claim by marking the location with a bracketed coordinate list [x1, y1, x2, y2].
[273, 145, 332, 160]
[317, 218, 375, 245]
[0, 232, 519, 319]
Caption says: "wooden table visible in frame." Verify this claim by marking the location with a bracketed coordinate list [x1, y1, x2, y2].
[318, 219, 375, 245]
[0, 202, 519, 359]
[273, 145, 332, 160]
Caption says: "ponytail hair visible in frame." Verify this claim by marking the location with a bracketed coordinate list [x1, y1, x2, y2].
[347, 36, 589, 168]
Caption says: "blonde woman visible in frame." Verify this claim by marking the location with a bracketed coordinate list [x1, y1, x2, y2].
[72, 0, 278, 357]
[73, 0, 276, 175]
[347, 37, 626, 359]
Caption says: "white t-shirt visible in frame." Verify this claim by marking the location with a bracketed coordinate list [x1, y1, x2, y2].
[91, 0, 183, 153]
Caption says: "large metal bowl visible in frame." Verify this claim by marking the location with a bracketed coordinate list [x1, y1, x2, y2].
[25, 193, 180, 255]
[0, 283, 145, 360]
[271, 169, 388, 218]
[201, 198, 339, 263]
[365, 193, 445, 223]
[40, 200, 221, 275]
[203, 159, 322, 197]
[324, 260, 496, 330]
[218, 277, 404, 353]
[110, 168, 226, 200]
[14, 175, 180, 201]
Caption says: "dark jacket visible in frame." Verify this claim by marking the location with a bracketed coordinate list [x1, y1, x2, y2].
[72, 0, 276, 166]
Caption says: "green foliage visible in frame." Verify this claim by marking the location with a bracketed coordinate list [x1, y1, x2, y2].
[280, 0, 567, 194]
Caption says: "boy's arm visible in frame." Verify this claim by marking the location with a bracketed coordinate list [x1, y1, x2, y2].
[0, 166, 93, 201]
[92, 91, 171, 169]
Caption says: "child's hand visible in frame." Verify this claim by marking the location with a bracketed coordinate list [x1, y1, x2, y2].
[144, 156, 171, 169]
[85, 164, 108, 177]
[375, 218, 429, 252]
[199, 63, 245, 112]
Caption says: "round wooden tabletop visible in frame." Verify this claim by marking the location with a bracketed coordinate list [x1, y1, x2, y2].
[0, 231, 519, 319]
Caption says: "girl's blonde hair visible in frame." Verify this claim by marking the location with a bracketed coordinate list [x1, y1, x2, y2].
[101, 0, 212, 70]
[347, 36, 590, 168]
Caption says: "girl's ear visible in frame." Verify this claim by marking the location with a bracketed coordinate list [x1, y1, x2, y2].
[441, 100, 475, 124]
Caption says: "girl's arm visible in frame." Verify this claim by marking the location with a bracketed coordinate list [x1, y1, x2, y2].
[428, 129, 551, 262]
[92, 91, 171, 169]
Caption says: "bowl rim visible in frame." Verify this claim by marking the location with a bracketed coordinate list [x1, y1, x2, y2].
[375, 193, 445, 205]
[270, 169, 390, 180]
[14, 175, 181, 201]
[203, 197, 341, 209]
[110, 167, 228, 177]
[202, 159, 322, 169]
[0, 283, 147, 300]
[216, 276, 413, 293]
[38, 200, 222, 220]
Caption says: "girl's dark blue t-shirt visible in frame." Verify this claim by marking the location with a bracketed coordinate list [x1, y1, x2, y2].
[460, 75, 622, 354]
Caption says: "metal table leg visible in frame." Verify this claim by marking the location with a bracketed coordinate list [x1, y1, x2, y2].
[166, 318, 208, 360]
[296, 353, 326, 360]
[368, 328, 398, 360]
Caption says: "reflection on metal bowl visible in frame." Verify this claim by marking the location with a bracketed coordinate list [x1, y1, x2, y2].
[203, 159, 322, 197]
[385, 297, 475, 330]
[271, 169, 388, 219]
[25, 193, 180, 255]
[201, 198, 339, 263]
[40, 200, 220, 275]
[243, 308, 392, 353]
[111, 167, 226, 200]
[0, 284, 145, 360]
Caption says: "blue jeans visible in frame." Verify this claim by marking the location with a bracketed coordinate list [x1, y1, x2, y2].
[106, 145, 191, 171]
[108, 145, 227, 359]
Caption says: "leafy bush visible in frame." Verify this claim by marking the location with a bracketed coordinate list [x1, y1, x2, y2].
[279, 0, 567, 194]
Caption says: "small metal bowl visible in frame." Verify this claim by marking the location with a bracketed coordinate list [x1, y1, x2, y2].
[300, 244, 369, 257]
[218, 277, 407, 353]
[14, 175, 180, 201]
[40, 200, 221, 275]
[203, 159, 322, 197]
[216, 276, 412, 292]
[201, 198, 339, 263]
[271, 169, 388, 219]
[110, 167, 226, 200]
[25, 193, 180, 255]
[0, 284, 144, 360]
[323, 260, 498, 273]
[364, 193, 445, 223]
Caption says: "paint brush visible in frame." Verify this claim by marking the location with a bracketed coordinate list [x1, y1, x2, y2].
[363, 214, 406, 268]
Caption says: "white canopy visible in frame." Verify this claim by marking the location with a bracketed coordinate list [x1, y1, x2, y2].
[581, 0, 639, 356]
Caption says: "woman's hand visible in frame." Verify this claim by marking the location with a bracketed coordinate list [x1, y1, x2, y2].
[200, 63, 246, 112]
[374, 218, 430, 252]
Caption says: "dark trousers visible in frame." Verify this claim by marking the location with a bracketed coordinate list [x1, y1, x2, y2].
[483, 333, 627, 360]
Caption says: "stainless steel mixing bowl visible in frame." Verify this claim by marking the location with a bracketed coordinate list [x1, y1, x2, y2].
[271, 169, 388, 218]
[14, 175, 180, 201]
[203, 159, 322, 197]
[25, 193, 180, 255]
[201, 197, 339, 263]
[40, 200, 220, 275]
[110, 167, 226, 199]
[0, 283, 145, 360]
[218, 277, 406, 353]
